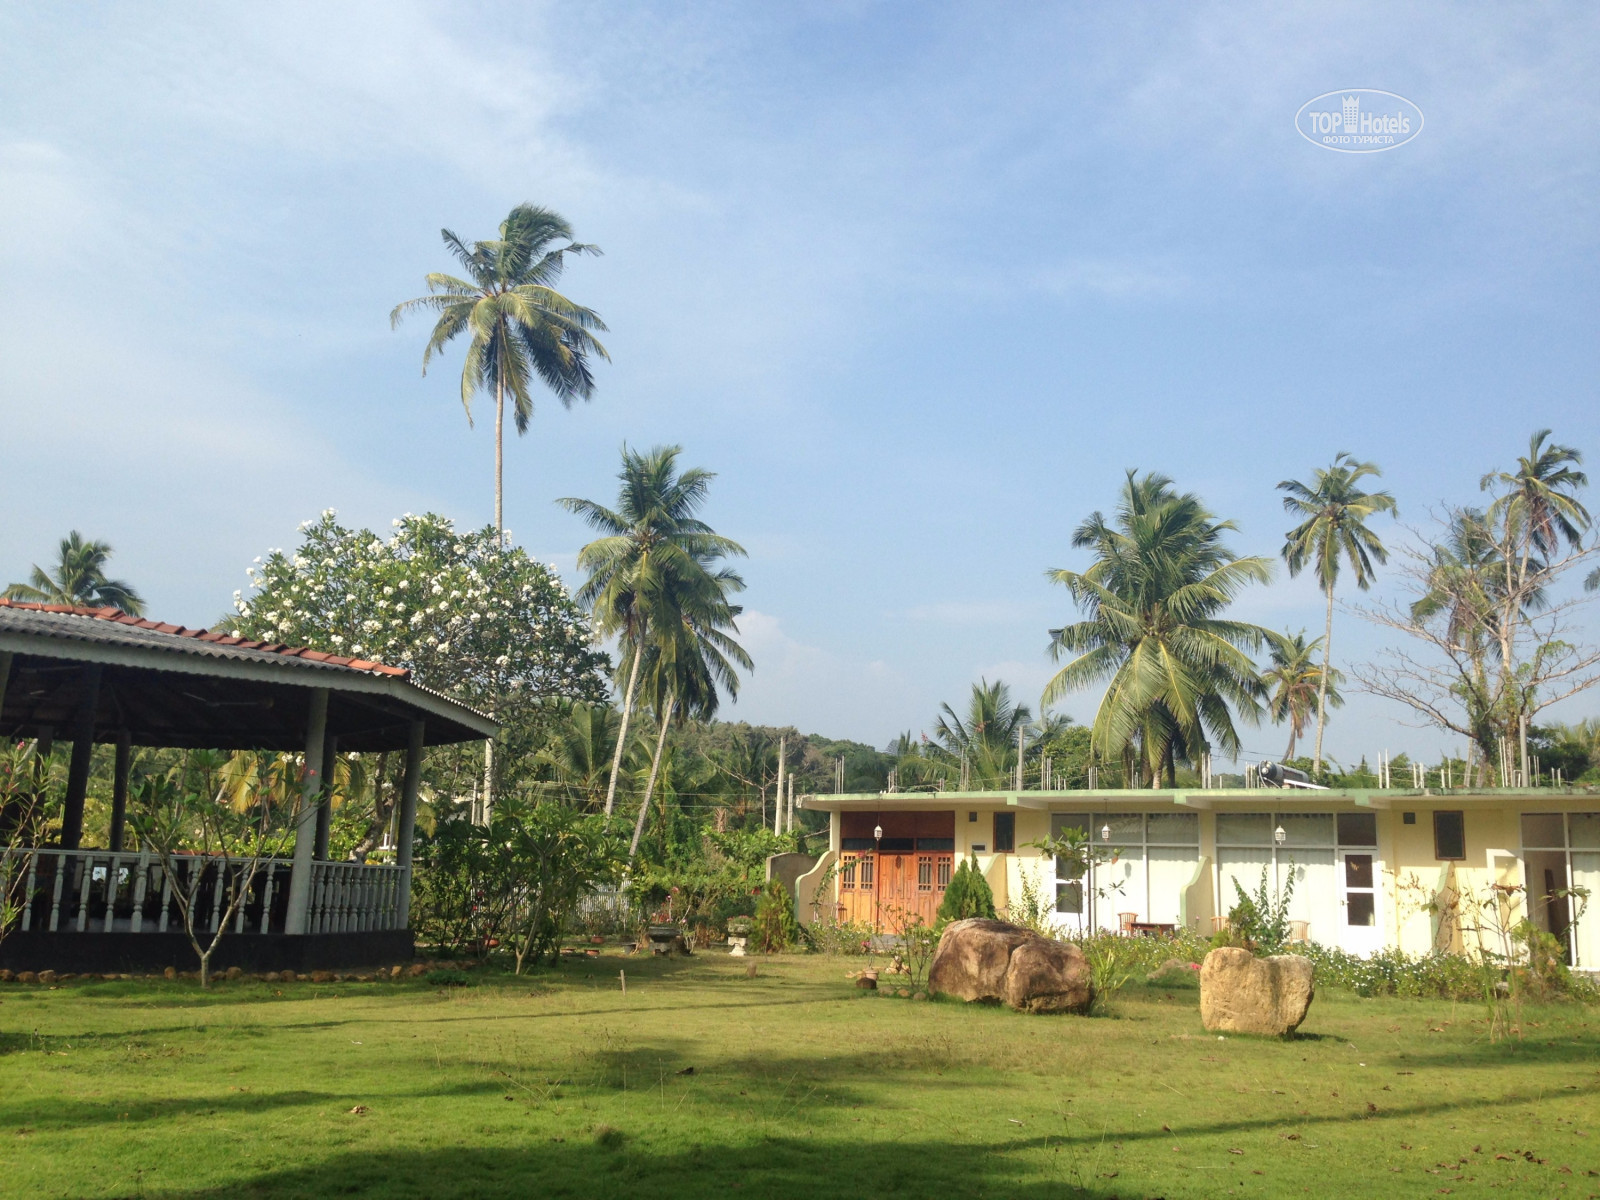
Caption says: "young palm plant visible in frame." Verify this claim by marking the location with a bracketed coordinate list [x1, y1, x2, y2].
[1261, 631, 1343, 761]
[1044, 472, 1272, 786]
[391, 204, 609, 536]
[1279, 453, 1397, 772]
[4, 531, 144, 614]
[560, 445, 748, 815]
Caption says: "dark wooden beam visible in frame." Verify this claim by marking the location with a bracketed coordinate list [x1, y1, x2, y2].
[60, 662, 102, 850]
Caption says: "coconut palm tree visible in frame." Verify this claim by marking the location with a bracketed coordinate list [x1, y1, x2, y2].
[5, 531, 145, 614]
[931, 679, 1056, 789]
[535, 701, 633, 811]
[1044, 472, 1272, 786]
[626, 596, 751, 857]
[391, 204, 609, 536]
[1279, 453, 1397, 773]
[1261, 631, 1343, 761]
[560, 445, 748, 816]
[1482, 429, 1590, 564]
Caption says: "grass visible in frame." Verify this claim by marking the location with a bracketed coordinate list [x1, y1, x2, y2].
[2, 953, 1599, 1198]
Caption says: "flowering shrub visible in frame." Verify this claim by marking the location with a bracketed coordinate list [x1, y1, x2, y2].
[232, 511, 608, 709]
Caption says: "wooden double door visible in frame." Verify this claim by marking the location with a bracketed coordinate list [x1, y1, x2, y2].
[837, 851, 952, 932]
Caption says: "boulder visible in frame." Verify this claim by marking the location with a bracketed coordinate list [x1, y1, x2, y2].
[224, 966, 243, 981]
[0, 969, 13, 982]
[928, 918, 1092, 1014]
[38, 969, 57, 985]
[163, 966, 177, 980]
[1199, 948, 1314, 1036]
[16, 971, 37, 984]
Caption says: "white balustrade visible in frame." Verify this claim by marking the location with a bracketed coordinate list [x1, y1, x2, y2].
[2, 848, 405, 936]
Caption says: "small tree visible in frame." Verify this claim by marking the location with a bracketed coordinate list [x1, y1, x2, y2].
[0, 740, 54, 951]
[502, 800, 626, 973]
[937, 857, 997, 924]
[130, 762, 296, 987]
[752, 877, 799, 952]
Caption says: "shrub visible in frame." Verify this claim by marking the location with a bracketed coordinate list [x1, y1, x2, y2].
[937, 857, 997, 925]
[800, 915, 876, 955]
[752, 878, 799, 953]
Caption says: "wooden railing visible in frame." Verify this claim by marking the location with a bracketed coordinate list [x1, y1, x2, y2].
[0, 848, 404, 936]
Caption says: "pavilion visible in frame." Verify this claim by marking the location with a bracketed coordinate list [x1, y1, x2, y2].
[0, 600, 497, 972]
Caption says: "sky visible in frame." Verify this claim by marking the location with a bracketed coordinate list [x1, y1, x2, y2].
[2, 3, 1597, 765]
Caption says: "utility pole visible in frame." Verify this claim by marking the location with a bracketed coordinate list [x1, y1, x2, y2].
[775, 735, 786, 835]
[1015, 725, 1025, 791]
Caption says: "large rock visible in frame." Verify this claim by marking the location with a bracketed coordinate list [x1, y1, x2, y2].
[1199, 947, 1315, 1035]
[928, 918, 1092, 1014]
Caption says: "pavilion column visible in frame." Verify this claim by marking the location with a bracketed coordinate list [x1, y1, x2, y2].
[60, 663, 102, 851]
[108, 732, 132, 852]
[0, 651, 13, 712]
[283, 688, 329, 936]
[314, 734, 338, 861]
[395, 719, 425, 929]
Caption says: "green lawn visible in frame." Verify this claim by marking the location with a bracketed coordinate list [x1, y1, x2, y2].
[2, 953, 1598, 1198]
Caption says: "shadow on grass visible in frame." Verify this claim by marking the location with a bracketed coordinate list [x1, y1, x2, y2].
[139, 1137, 1128, 1200]
[0, 1079, 512, 1132]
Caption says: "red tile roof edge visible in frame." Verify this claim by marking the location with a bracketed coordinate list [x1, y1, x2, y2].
[0, 598, 410, 678]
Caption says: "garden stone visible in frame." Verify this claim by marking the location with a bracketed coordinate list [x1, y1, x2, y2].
[0, 969, 13, 982]
[38, 970, 57, 985]
[17, 971, 36, 984]
[1199, 948, 1314, 1036]
[928, 918, 1092, 1014]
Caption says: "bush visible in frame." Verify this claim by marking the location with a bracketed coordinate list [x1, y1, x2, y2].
[937, 857, 997, 925]
[752, 878, 799, 953]
[800, 915, 876, 955]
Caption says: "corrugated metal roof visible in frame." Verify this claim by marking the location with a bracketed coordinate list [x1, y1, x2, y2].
[0, 599, 409, 678]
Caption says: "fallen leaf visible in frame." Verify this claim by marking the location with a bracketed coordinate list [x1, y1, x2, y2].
[1007, 1119, 1025, 1126]
[347, 1105, 369, 1116]
[1228, 1147, 1244, 1155]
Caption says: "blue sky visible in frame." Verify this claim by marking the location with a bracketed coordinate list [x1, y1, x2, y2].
[2, 3, 1597, 763]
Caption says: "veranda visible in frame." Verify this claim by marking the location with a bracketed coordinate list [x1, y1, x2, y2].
[0, 600, 496, 973]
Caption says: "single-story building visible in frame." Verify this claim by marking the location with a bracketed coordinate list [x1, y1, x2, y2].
[796, 786, 1600, 967]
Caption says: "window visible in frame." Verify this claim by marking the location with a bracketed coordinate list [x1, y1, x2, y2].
[1217, 812, 1338, 940]
[994, 812, 1016, 853]
[1055, 812, 1200, 925]
[1402, 812, 1417, 825]
[1336, 812, 1378, 846]
[1433, 811, 1466, 861]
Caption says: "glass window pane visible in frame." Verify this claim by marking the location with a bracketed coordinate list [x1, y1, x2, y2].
[1434, 811, 1466, 860]
[993, 813, 1016, 853]
[1281, 850, 1338, 936]
[1095, 813, 1144, 844]
[1051, 814, 1092, 840]
[1147, 847, 1199, 924]
[1216, 814, 1272, 845]
[1347, 892, 1376, 926]
[1336, 812, 1378, 847]
[1522, 813, 1567, 849]
[1344, 853, 1374, 889]
[1055, 880, 1084, 915]
[1218, 849, 1274, 912]
[1276, 813, 1335, 846]
[1569, 814, 1600, 849]
[1146, 812, 1200, 846]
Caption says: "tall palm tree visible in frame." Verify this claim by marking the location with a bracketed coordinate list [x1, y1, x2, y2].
[1482, 429, 1590, 565]
[560, 445, 747, 816]
[1044, 472, 1272, 786]
[391, 204, 609, 537]
[5, 531, 145, 614]
[1261, 631, 1343, 761]
[1279, 453, 1397, 773]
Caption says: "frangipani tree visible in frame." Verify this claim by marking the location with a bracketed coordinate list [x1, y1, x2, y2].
[232, 511, 608, 830]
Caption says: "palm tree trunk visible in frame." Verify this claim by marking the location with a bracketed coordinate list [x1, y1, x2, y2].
[631, 693, 675, 859]
[1312, 583, 1335, 773]
[604, 643, 643, 816]
[494, 375, 505, 540]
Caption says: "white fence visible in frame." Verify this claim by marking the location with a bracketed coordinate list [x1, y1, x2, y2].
[1, 848, 404, 936]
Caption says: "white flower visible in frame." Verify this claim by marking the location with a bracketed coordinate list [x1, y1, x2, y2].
[398, 580, 409, 590]
[438, 641, 450, 652]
